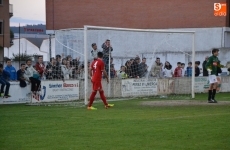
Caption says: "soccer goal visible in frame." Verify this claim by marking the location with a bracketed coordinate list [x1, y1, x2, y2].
[53, 26, 195, 106]
[83, 26, 195, 105]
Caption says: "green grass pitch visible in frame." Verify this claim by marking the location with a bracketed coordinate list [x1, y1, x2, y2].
[0, 93, 230, 150]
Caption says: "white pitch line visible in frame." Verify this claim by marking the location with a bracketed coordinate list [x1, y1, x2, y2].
[155, 113, 230, 121]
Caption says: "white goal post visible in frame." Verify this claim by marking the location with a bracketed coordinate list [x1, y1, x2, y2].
[84, 25, 196, 105]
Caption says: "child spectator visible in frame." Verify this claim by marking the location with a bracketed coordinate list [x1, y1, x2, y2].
[163, 61, 173, 77]
[110, 64, 117, 78]
[0, 63, 11, 98]
[35, 56, 46, 79]
[195, 61, 200, 77]
[24, 59, 41, 94]
[174, 62, 182, 77]
[4, 59, 17, 81]
[181, 63, 185, 77]
[117, 66, 128, 79]
[186, 62, 192, 77]
[17, 63, 27, 87]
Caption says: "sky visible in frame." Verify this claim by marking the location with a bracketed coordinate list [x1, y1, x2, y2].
[9, 0, 45, 26]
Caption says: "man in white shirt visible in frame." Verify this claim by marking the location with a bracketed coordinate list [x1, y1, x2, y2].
[91, 43, 99, 60]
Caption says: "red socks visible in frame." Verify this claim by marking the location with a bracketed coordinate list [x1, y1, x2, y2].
[88, 91, 97, 107]
[99, 90, 108, 106]
[88, 90, 108, 107]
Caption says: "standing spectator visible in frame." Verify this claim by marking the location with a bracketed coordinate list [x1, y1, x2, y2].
[24, 59, 41, 93]
[76, 64, 85, 80]
[125, 60, 132, 78]
[72, 57, 80, 78]
[4, 59, 17, 81]
[66, 55, 73, 65]
[0, 64, 11, 98]
[159, 63, 164, 78]
[173, 62, 182, 77]
[117, 66, 128, 79]
[181, 63, 185, 77]
[46, 58, 57, 80]
[163, 61, 173, 77]
[186, 62, 192, 77]
[56, 54, 62, 66]
[61, 59, 73, 80]
[102, 39, 113, 73]
[150, 57, 161, 77]
[110, 64, 117, 78]
[131, 57, 140, 78]
[17, 63, 27, 87]
[35, 56, 46, 79]
[195, 61, 200, 77]
[91, 43, 99, 60]
[202, 56, 209, 76]
[138, 58, 148, 78]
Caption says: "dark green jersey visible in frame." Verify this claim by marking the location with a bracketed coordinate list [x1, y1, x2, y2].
[205, 55, 220, 75]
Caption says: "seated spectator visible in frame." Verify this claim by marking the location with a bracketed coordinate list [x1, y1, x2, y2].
[117, 66, 128, 79]
[4, 59, 17, 81]
[35, 56, 46, 80]
[186, 62, 192, 77]
[173, 62, 182, 77]
[195, 61, 200, 77]
[24, 59, 41, 93]
[17, 63, 27, 87]
[0, 63, 11, 98]
[163, 61, 173, 77]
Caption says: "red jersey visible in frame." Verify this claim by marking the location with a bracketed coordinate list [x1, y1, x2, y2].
[91, 59, 104, 82]
[174, 67, 182, 77]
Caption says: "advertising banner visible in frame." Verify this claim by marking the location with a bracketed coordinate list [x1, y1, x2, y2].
[121, 78, 157, 97]
[31, 80, 79, 103]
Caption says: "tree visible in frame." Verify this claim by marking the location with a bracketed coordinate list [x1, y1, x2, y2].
[11, 53, 34, 61]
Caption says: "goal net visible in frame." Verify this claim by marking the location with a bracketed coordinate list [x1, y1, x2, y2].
[55, 26, 195, 105]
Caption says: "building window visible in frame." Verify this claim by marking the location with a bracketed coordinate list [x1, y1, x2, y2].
[0, 21, 3, 34]
[0, 0, 2, 5]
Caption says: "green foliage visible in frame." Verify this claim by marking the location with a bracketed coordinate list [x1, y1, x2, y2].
[11, 53, 34, 61]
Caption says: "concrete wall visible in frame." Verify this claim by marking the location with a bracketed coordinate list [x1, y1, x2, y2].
[79, 76, 230, 99]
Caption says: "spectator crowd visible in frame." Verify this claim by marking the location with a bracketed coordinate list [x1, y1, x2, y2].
[0, 39, 228, 98]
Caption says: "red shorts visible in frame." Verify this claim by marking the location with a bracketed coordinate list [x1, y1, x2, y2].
[92, 81, 102, 91]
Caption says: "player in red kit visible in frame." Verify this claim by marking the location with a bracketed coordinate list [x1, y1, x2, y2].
[87, 52, 114, 110]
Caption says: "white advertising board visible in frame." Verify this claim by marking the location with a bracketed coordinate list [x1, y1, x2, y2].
[121, 78, 158, 97]
[0, 82, 31, 104]
[31, 80, 79, 103]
